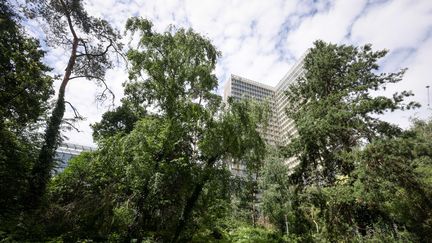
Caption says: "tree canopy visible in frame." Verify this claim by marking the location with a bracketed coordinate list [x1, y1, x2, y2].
[40, 17, 268, 242]
[0, 2, 53, 129]
[257, 40, 430, 241]
[285, 40, 419, 186]
[0, 1, 53, 230]
[1, 2, 431, 241]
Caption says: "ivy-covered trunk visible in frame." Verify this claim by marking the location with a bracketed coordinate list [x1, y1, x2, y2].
[25, 0, 120, 210]
[28, 35, 78, 210]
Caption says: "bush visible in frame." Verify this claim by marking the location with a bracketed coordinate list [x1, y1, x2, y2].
[227, 225, 283, 243]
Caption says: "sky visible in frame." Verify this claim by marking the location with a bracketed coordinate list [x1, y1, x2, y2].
[27, 0, 432, 146]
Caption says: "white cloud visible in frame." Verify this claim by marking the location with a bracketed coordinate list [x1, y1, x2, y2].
[385, 37, 432, 125]
[29, 0, 432, 146]
[285, 0, 368, 58]
[350, 0, 432, 50]
[348, 0, 432, 127]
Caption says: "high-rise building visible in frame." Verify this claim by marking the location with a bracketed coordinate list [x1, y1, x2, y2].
[223, 54, 306, 168]
[223, 74, 279, 145]
[54, 143, 95, 173]
[274, 55, 305, 147]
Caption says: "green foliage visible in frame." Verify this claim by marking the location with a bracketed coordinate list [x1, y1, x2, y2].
[285, 40, 419, 186]
[191, 218, 284, 243]
[268, 40, 429, 241]
[43, 17, 267, 242]
[123, 19, 267, 241]
[46, 38, 432, 242]
[229, 175, 259, 224]
[91, 104, 143, 141]
[4, 5, 429, 239]
[46, 107, 266, 241]
[0, 128, 41, 233]
[349, 120, 432, 241]
[227, 225, 282, 243]
[0, 3, 53, 128]
[0, 1, 53, 234]
[124, 16, 220, 118]
[259, 149, 295, 235]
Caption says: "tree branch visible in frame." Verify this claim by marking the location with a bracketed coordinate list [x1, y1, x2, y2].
[65, 101, 83, 119]
[96, 77, 116, 106]
[76, 38, 113, 58]
[68, 75, 115, 105]
[62, 119, 81, 133]
[59, 0, 78, 40]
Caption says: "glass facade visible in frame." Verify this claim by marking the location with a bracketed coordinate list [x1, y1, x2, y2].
[54, 143, 95, 174]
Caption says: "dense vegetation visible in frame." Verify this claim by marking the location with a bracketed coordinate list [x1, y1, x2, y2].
[1, 1, 431, 242]
[0, 1, 53, 234]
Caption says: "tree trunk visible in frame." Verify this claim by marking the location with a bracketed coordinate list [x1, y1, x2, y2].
[171, 156, 217, 243]
[28, 35, 78, 210]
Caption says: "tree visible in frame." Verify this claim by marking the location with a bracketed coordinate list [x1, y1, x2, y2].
[280, 41, 425, 241]
[125, 17, 267, 241]
[285, 40, 419, 186]
[24, 0, 122, 209]
[0, 2, 53, 130]
[259, 149, 295, 236]
[43, 17, 267, 242]
[349, 118, 432, 241]
[91, 104, 142, 142]
[308, 118, 432, 241]
[0, 0, 53, 230]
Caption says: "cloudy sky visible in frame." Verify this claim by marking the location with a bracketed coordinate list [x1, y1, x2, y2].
[30, 0, 432, 146]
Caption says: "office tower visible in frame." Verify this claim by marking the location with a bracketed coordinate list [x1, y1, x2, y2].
[223, 74, 279, 145]
[274, 55, 305, 147]
[223, 55, 306, 168]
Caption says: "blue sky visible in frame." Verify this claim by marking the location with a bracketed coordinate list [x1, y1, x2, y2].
[26, 0, 432, 146]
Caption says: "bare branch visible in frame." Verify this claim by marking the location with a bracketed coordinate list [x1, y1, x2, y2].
[69, 75, 94, 80]
[111, 41, 128, 66]
[62, 119, 81, 133]
[68, 75, 115, 105]
[96, 77, 116, 107]
[65, 101, 83, 119]
[76, 38, 113, 58]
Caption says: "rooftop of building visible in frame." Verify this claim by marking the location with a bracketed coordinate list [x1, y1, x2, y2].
[229, 74, 276, 92]
[226, 51, 307, 94]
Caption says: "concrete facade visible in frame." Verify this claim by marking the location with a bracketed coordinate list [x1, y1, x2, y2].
[223, 55, 305, 147]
